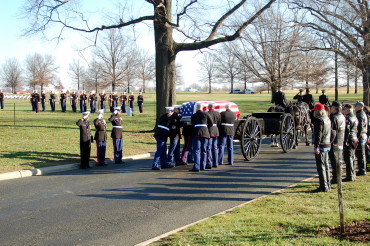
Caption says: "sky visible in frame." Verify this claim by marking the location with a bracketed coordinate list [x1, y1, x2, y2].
[0, 1, 201, 91]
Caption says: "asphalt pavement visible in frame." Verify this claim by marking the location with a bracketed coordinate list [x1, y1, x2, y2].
[0, 142, 317, 246]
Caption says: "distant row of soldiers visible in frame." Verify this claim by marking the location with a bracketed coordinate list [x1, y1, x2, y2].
[273, 87, 330, 109]
[29, 90, 144, 114]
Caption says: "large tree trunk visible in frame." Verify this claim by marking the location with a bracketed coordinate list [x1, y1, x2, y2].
[362, 64, 370, 106]
[334, 51, 339, 101]
[208, 77, 212, 94]
[154, 0, 176, 120]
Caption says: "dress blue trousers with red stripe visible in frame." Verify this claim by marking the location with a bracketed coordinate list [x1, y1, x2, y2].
[207, 136, 219, 167]
[167, 138, 181, 166]
[218, 135, 234, 165]
[113, 138, 123, 163]
[181, 135, 193, 163]
[96, 141, 106, 165]
[152, 138, 167, 168]
[192, 137, 209, 170]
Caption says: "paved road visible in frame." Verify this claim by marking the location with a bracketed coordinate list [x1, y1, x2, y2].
[0, 143, 316, 246]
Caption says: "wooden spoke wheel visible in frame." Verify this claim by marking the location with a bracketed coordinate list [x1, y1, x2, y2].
[241, 116, 262, 161]
[279, 113, 296, 153]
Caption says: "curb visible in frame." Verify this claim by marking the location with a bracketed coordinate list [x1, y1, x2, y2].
[0, 152, 153, 181]
[136, 176, 316, 246]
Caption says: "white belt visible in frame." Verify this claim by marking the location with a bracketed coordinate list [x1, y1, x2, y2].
[212, 124, 217, 126]
[221, 123, 234, 126]
[158, 125, 169, 131]
[112, 126, 122, 128]
[195, 124, 207, 127]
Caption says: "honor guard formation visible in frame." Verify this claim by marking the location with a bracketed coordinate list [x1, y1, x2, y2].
[1, 88, 369, 190]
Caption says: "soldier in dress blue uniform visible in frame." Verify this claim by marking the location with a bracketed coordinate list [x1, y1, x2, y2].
[32, 90, 41, 113]
[0, 89, 4, 109]
[302, 88, 315, 110]
[89, 91, 97, 113]
[128, 92, 135, 115]
[206, 102, 221, 168]
[137, 92, 144, 113]
[49, 90, 56, 111]
[30, 90, 36, 111]
[218, 103, 236, 165]
[79, 90, 88, 113]
[94, 109, 107, 166]
[354, 101, 368, 176]
[60, 90, 67, 112]
[120, 92, 127, 113]
[190, 103, 213, 172]
[319, 89, 330, 107]
[152, 106, 174, 170]
[41, 90, 46, 112]
[98, 91, 106, 112]
[273, 86, 289, 108]
[109, 106, 124, 164]
[70, 91, 78, 112]
[180, 102, 194, 165]
[167, 105, 182, 166]
[293, 89, 304, 102]
[76, 111, 92, 169]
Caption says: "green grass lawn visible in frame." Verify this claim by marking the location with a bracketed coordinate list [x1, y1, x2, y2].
[0, 88, 363, 173]
[158, 175, 369, 245]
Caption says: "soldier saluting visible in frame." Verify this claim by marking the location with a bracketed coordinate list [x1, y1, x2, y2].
[70, 91, 78, 112]
[76, 111, 92, 169]
[109, 107, 124, 164]
[94, 109, 107, 166]
[119, 91, 127, 113]
[60, 90, 67, 112]
[293, 89, 304, 102]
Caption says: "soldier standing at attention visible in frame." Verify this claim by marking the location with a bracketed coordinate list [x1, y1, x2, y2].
[319, 89, 330, 107]
[206, 102, 221, 169]
[70, 91, 78, 112]
[342, 104, 358, 182]
[312, 103, 331, 192]
[167, 105, 182, 167]
[120, 91, 127, 113]
[293, 89, 304, 102]
[109, 107, 124, 164]
[41, 90, 46, 112]
[89, 91, 97, 113]
[60, 90, 67, 112]
[218, 103, 236, 166]
[128, 92, 135, 115]
[108, 92, 114, 113]
[354, 101, 368, 176]
[30, 90, 35, 111]
[328, 101, 345, 184]
[99, 91, 106, 112]
[76, 111, 92, 169]
[0, 89, 4, 109]
[79, 91, 87, 113]
[33, 90, 41, 113]
[137, 92, 144, 113]
[152, 107, 174, 170]
[49, 90, 56, 112]
[190, 103, 213, 172]
[302, 88, 315, 110]
[273, 86, 289, 108]
[94, 109, 107, 166]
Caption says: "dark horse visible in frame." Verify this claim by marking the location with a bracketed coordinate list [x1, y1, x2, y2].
[268, 102, 311, 148]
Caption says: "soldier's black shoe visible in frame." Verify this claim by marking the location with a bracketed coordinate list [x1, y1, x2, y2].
[152, 167, 161, 170]
[176, 162, 187, 166]
[356, 171, 366, 176]
[212, 165, 218, 168]
[161, 165, 174, 168]
[205, 165, 212, 169]
[342, 177, 355, 182]
[189, 169, 200, 172]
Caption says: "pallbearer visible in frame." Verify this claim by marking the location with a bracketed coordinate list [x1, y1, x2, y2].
[167, 105, 182, 166]
[109, 106, 124, 164]
[70, 91, 78, 112]
[206, 102, 221, 168]
[41, 90, 46, 112]
[0, 89, 4, 109]
[190, 103, 213, 172]
[137, 92, 144, 113]
[94, 109, 107, 166]
[49, 90, 56, 111]
[152, 106, 174, 170]
[60, 90, 67, 112]
[76, 111, 92, 169]
[218, 103, 236, 165]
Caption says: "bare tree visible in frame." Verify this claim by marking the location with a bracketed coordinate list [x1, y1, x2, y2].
[25, 53, 58, 91]
[1, 58, 23, 93]
[290, 0, 370, 104]
[69, 59, 86, 91]
[85, 60, 103, 93]
[21, 0, 277, 119]
[94, 29, 127, 92]
[198, 52, 217, 93]
[123, 49, 140, 93]
[136, 50, 155, 93]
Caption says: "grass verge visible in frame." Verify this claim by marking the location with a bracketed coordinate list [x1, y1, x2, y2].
[158, 175, 369, 245]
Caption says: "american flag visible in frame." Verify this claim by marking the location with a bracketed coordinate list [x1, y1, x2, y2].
[180, 101, 241, 119]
